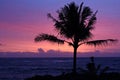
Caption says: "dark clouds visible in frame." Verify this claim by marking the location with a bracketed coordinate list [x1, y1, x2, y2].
[0, 48, 120, 57]
[38, 48, 45, 53]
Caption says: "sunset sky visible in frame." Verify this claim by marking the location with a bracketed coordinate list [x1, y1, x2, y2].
[0, 0, 120, 56]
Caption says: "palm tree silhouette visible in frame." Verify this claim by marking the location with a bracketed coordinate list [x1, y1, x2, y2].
[35, 2, 117, 74]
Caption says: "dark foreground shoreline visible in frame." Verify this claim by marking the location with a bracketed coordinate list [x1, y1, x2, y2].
[25, 57, 120, 80]
[25, 72, 120, 80]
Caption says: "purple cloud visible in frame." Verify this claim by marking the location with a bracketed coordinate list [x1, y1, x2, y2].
[38, 48, 45, 53]
[0, 48, 120, 57]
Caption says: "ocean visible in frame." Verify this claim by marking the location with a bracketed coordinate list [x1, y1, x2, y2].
[0, 57, 120, 80]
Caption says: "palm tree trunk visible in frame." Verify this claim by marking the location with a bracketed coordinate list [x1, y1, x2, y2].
[73, 46, 77, 74]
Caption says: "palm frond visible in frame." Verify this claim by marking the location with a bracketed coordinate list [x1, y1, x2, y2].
[53, 2, 80, 38]
[86, 11, 98, 30]
[34, 33, 64, 44]
[47, 13, 58, 23]
[84, 39, 118, 46]
[78, 2, 83, 15]
[81, 6, 93, 21]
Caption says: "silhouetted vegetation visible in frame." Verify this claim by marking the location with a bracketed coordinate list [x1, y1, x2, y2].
[79, 57, 109, 75]
[35, 2, 117, 74]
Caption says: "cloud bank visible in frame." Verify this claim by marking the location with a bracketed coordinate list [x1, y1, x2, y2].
[0, 48, 120, 57]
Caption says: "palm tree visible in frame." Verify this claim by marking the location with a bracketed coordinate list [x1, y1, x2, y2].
[34, 2, 117, 74]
